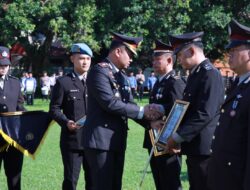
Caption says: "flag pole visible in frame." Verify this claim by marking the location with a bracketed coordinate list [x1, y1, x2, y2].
[139, 129, 163, 189]
[138, 146, 154, 188]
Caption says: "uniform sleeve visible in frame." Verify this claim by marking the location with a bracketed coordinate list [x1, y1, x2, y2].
[49, 79, 69, 127]
[177, 70, 224, 142]
[87, 67, 140, 119]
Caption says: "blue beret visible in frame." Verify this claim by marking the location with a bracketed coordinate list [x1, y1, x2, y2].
[70, 43, 93, 57]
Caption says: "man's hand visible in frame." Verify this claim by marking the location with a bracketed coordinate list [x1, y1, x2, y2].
[144, 104, 164, 121]
[166, 136, 181, 154]
[67, 120, 78, 131]
[150, 120, 164, 130]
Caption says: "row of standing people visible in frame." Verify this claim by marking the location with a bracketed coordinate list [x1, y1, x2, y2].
[19, 70, 64, 105]
[0, 18, 249, 190]
[127, 70, 157, 101]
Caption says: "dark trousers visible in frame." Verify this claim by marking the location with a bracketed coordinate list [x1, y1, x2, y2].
[186, 155, 210, 190]
[0, 146, 23, 190]
[131, 88, 136, 98]
[61, 147, 91, 190]
[84, 148, 125, 190]
[42, 95, 49, 101]
[149, 151, 182, 190]
[26, 93, 34, 105]
[137, 85, 144, 101]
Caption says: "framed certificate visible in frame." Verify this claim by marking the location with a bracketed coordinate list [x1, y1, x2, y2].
[149, 128, 167, 156]
[156, 100, 189, 148]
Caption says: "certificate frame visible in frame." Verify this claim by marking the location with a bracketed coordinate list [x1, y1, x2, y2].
[155, 100, 189, 149]
[149, 128, 167, 156]
[75, 115, 86, 128]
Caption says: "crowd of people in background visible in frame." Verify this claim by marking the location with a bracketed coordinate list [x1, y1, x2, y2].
[19, 70, 64, 105]
[18, 65, 237, 106]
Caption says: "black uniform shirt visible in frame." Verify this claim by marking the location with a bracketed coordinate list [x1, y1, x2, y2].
[176, 59, 224, 155]
[49, 72, 87, 150]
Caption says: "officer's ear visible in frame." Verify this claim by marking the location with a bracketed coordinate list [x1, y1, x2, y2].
[70, 54, 74, 63]
[167, 56, 172, 64]
[115, 47, 122, 58]
[185, 46, 194, 57]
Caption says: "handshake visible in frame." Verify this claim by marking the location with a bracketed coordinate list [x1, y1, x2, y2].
[143, 103, 164, 121]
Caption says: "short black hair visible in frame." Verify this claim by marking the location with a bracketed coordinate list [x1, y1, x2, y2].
[193, 42, 204, 50]
[109, 40, 125, 52]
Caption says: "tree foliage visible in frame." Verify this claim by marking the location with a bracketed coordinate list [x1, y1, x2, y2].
[0, 0, 249, 73]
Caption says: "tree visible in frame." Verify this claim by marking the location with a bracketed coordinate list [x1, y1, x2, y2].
[0, 0, 97, 74]
[0, 0, 249, 74]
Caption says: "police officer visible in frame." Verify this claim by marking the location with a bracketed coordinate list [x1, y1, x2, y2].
[0, 46, 26, 190]
[167, 32, 224, 190]
[143, 40, 185, 190]
[208, 19, 250, 190]
[83, 32, 163, 190]
[49, 43, 92, 190]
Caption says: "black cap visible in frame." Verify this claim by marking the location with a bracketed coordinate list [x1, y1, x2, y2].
[169, 32, 204, 54]
[153, 40, 173, 56]
[226, 19, 250, 49]
[0, 46, 11, 66]
[111, 32, 143, 56]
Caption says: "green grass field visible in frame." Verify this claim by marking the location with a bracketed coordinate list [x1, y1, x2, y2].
[0, 99, 189, 190]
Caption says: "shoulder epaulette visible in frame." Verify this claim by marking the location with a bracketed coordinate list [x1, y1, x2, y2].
[202, 63, 212, 71]
[98, 62, 111, 68]
[64, 73, 73, 78]
[174, 75, 181, 80]
[8, 75, 18, 80]
[244, 76, 250, 84]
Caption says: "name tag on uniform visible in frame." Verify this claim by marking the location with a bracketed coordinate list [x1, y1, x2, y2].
[70, 89, 79, 92]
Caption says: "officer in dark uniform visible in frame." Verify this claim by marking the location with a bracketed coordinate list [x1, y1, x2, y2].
[49, 43, 92, 190]
[0, 46, 26, 190]
[83, 32, 163, 190]
[167, 32, 224, 190]
[208, 19, 250, 190]
[143, 40, 185, 190]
